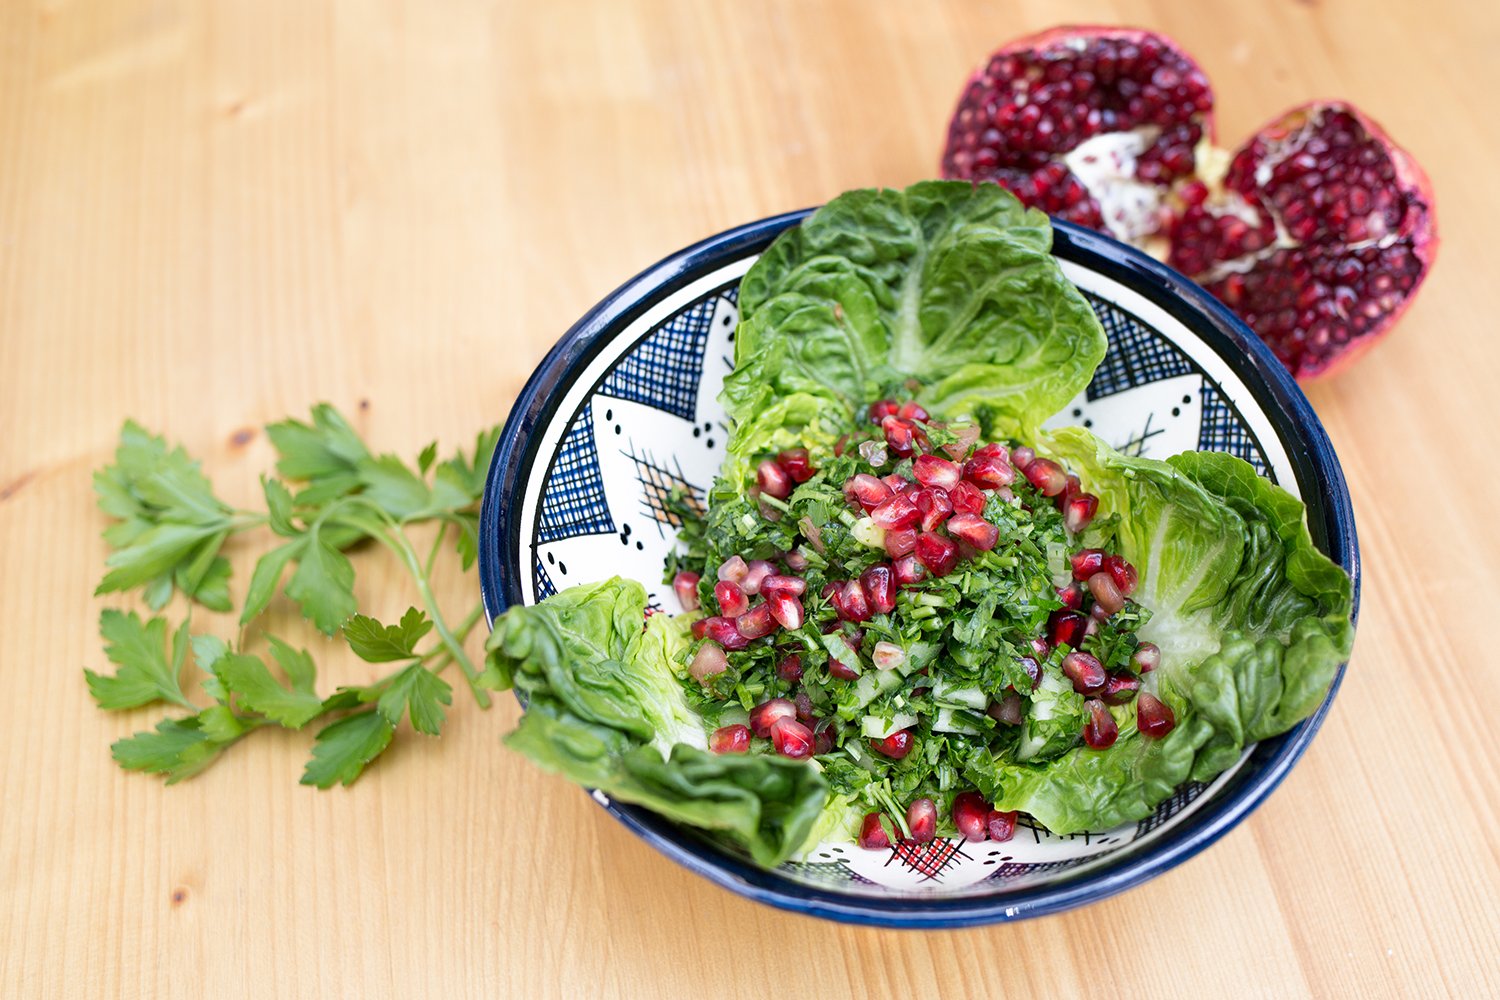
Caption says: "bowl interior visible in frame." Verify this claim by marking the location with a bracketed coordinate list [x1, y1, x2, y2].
[480, 216, 1355, 924]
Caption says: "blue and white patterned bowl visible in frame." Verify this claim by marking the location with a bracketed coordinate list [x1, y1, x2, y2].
[478, 211, 1360, 927]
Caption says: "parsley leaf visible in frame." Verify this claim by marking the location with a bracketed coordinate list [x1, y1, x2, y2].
[377, 664, 452, 735]
[217, 648, 324, 728]
[344, 608, 433, 662]
[266, 404, 370, 506]
[85, 611, 195, 710]
[282, 530, 358, 635]
[300, 711, 396, 788]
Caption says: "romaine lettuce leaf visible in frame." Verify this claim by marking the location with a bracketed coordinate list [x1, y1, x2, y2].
[487, 578, 828, 866]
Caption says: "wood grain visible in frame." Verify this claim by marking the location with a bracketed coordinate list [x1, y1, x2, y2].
[1, 1, 1497, 996]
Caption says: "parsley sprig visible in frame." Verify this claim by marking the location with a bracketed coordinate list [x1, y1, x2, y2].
[86, 405, 501, 786]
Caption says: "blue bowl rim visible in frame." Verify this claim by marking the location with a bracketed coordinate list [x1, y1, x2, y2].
[478, 208, 1361, 929]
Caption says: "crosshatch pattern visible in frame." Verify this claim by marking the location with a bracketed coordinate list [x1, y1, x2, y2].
[524, 274, 1282, 895]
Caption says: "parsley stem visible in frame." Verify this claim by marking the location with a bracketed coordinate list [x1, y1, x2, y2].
[424, 522, 448, 579]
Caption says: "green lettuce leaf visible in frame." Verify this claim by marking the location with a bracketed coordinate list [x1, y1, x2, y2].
[487, 578, 828, 866]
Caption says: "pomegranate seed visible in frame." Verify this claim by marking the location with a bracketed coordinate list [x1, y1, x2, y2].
[964, 454, 1014, 489]
[833, 580, 871, 622]
[1087, 571, 1125, 616]
[834, 434, 849, 457]
[845, 473, 893, 510]
[1070, 548, 1106, 581]
[714, 580, 749, 618]
[1138, 692, 1177, 738]
[703, 616, 750, 651]
[1010, 446, 1035, 471]
[749, 697, 797, 737]
[689, 641, 729, 682]
[690, 618, 710, 639]
[913, 454, 962, 490]
[757, 460, 793, 500]
[1064, 493, 1099, 534]
[717, 555, 749, 586]
[777, 447, 815, 483]
[883, 472, 916, 494]
[672, 571, 701, 611]
[1048, 609, 1089, 649]
[859, 564, 898, 615]
[972, 442, 1008, 461]
[884, 526, 918, 557]
[777, 654, 804, 683]
[871, 729, 914, 759]
[893, 553, 926, 585]
[913, 487, 954, 532]
[872, 641, 906, 671]
[898, 401, 930, 422]
[813, 719, 836, 754]
[1016, 655, 1042, 689]
[1083, 699, 1119, 749]
[882, 416, 917, 456]
[868, 399, 899, 423]
[793, 691, 814, 722]
[952, 791, 991, 841]
[742, 559, 775, 595]
[870, 491, 920, 530]
[771, 717, 815, 758]
[735, 603, 777, 639]
[783, 548, 810, 572]
[1057, 583, 1084, 610]
[1025, 457, 1068, 496]
[986, 810, 1018, 843]
[946, 512, 999, 551]
[1101, 673, 1140, 704]
[915, 532, 960, 576]
[710, 724, 750, 753]
[858, 440, 889, 468]
[1132, 642, 1162, 673]
[1029, 635, 1050, 659]
[762, 574, 806, 596]
[828, 658, 861, 681]
[988, 692, 1024, 725]
[1059, 474, 1082, 507]
[906, 798, 937, 843]
[767, 591, 804, 630]
[1084, 616, 1100, 638]
[1062, 650, 1107, 695]
[858, 812, 893, 850]
[949, 480, 986, 514]
[941, 423, 981, 460]
[1105, 555, 1139, 595]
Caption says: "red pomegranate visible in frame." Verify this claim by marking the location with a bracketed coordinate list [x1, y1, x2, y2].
[941, 27, 1436, 380]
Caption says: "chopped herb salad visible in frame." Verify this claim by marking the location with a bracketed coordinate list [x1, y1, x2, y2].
[485, 181, 1355, 867]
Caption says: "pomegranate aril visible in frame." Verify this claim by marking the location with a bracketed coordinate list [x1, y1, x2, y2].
[952, 791, 990, 841]
[1029, 635, 1050, 659]
[871, 729, 915, 759]
[872, 641, 906, 672]
[883, 473, 915, 494]
[1025, 457, 1069, 496]
[986, 809, 1018, 843]
[828, 658, 861, 681]
[762, 574, 806, 596]
[783, 548, 810, 572]
[1056, 583, 1085, 610]
[946, 512, 999, 551]
[749, 697, 797, 737]
[672, 571, 701, 611]
[703, 616, 750, 651]
[893, 553, 926, 585]
[690, 618, 710, 640]
[941, 423, 981, 460]
[771, 718, 815, 758]
[813, 719, 836, 755]
[868, 399, 899, 423]
[988, 692, 1024, 725]
[964, 454, 1015, 490]
[757, 460, 793, 500]
[777, 654, 804, 683]
[833, 580, 872, 622]
[735, 603, 777, 640]
[777, 447, 816, 483]
[710, 724, 751, 753]
[1101, 673, 1141, 704]
[1017, 654, 1042, 689]
[882, 416, 917, 456]
[1048, 610, 1089, 649]
[742, 559, 775, 595]
[1132, 641, 1162, 674]
[870, 492, 920, 530]
[858, 440, 889, 468]
[717, 555, 749, 586]
[884, 526, 919, 558]
[915, 531, 960, 577]
[1064, 493, 1099, 534]
[767, 591, 804, 630]
[898, 401, 930, 422]
[859, 564, 898, 615]
[859, 812, 894, 850]
[1087, 571, 1125, 616]
[689, 642, 728, 682]
[906, 798, 937, 843]
[1010, 446, 1036, 471]
[1105, 555, 1139, 595]
[794, 691, 815, 723]
[914, 487, 954, 532]
[913, 454, 962, 490]
[949, 480, 986, 514]
[845, 473, 893, 511]
[1059, 474, 1082, 507]
[1138, 692, 1177, 738]
[1062, 650, 1107, 695]
[1071, 548, 1106, 581]
[714, 580, 749, 618]
[1083, 699, 1119, 749]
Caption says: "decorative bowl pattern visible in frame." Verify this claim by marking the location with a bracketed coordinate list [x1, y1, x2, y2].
[479, 213, 1358, 926]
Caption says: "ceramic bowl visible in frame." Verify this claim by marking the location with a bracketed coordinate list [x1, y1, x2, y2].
[478, 210, 1359, 927]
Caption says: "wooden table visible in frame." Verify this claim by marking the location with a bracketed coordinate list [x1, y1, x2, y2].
[2, 2, 1495, 996]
